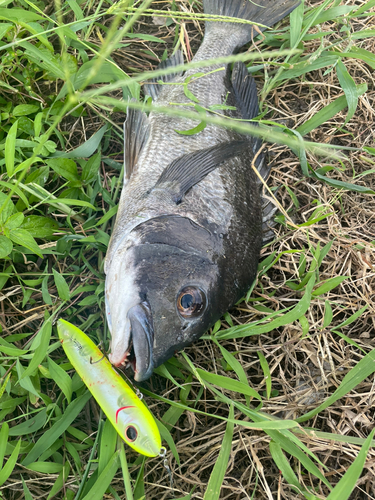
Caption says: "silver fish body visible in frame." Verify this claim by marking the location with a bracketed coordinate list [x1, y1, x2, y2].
[105, 0, 300, 381]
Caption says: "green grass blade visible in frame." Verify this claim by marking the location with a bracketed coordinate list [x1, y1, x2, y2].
[119, 442, 134, 500]
[297, 348, 375, 423]
[217, 274, 315, 340]
[326, 429, 375, 500]
[5, 119, 18, 177]
[52, 268, 71, 301]
[197, 368, 262, 402]
[21, 476, 34, 500]
[0, 438, 21, 487]
[296, 83, 367, 136]
[289, 0, 304, 48]
[257, 352, 272, 399]
[47, 357, 73, 403]
[269, 441, 319, 500]
[0, 422, 9, 469]
[336, 59, 358, 125]
[98, 419, 117, 477]
[8, 408, 47, 436]
[22, 390, 91, 465]
[20, 320, 52, 379]
[81, 450, 120, 500]
[203, 404, 234, 500]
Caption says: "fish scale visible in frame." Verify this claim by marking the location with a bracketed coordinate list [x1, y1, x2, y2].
[105, 0, 300, 381]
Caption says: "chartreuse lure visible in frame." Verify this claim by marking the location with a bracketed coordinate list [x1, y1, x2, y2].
[57, 319, 162, 457]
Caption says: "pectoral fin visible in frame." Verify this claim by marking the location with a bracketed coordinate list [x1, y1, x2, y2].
[153, 140, 249, 204]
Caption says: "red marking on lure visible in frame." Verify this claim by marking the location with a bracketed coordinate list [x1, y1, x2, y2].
[116, 406, 135, 423]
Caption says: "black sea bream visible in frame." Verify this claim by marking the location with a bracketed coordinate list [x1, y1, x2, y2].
[105, 0, 300, 381]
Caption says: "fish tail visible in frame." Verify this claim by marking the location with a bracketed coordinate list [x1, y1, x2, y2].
[203, 0, 300, 47]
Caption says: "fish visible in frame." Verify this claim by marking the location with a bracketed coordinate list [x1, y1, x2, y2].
[104, 0, 300, 381]
[57, 319, 162, 457]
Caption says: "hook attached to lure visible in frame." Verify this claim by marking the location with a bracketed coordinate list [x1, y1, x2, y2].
[57, 319, 162, 457]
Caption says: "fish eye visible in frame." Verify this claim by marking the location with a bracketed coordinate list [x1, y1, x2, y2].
[177, 286, 206, 319]
[125, 425, 138, 442]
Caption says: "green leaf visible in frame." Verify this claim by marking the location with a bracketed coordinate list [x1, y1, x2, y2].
[22, 391, 91, 465]
[0, 8, 42, 22]
[0, 236, 13, 258]
[21, 321, 52, 379]
[20, 216, 58, 239]
[46, 158, 79, 182]
[21, 476, 33, 500]
[52, 269, 70, 301]
[82, 152, 101, 183]
[312, 168, 375, 194]
[203, 405, 234, 500]
[8, 228, 43, 257]
[52, 125, 108, 158]
[25, 462, 64, 474]
[8, 408, 47, 436]
[175, 120, 206, 135]
[197, 368, 262, 402]
[0, 438, 21, 487]
[5, 119, 18, 177]
[47, 358, 72, 403]
[326, 429, 375, 500]
[95, 205, 118, 226]
[20, 41, 65, 80]
[336, 60, 358, 125]
[12, 104, 40, 117]
[290, 0, 304, 48]
[0, 422, 9, 469]
[42, 275, 53, 305]
[0, 22, 12, 40]
[312, 276, 349, 296]
[5, 212, 24, 230]
[257, 351, 272, 399]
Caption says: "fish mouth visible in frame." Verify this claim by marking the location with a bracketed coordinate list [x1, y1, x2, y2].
[109, 301, 154, 382]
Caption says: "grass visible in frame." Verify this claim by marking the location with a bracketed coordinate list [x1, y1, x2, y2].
[0, 0, 375, 498]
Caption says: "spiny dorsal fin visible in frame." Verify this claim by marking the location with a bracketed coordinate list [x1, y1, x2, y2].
[124, 102, 150, 180]
[152, 140, 248, 204]
[144, 51, 184, 101]
[231, 62, 271, 184]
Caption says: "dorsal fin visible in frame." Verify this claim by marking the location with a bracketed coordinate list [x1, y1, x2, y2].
[124, 101, 150, 180]
[144, 51, 184, 101]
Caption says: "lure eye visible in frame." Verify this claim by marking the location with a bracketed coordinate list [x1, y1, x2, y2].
[177, 286, 206, 319]
[125, 425, 138, 442]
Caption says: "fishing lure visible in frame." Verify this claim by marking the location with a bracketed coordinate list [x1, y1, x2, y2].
[57, 319, 162, 457]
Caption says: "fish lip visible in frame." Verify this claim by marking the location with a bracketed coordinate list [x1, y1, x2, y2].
[128, 301, 155, 382]
[108, 318, 131, 367]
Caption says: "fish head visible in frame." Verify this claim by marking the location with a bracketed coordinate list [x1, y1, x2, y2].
[105, 215, 225, 381]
